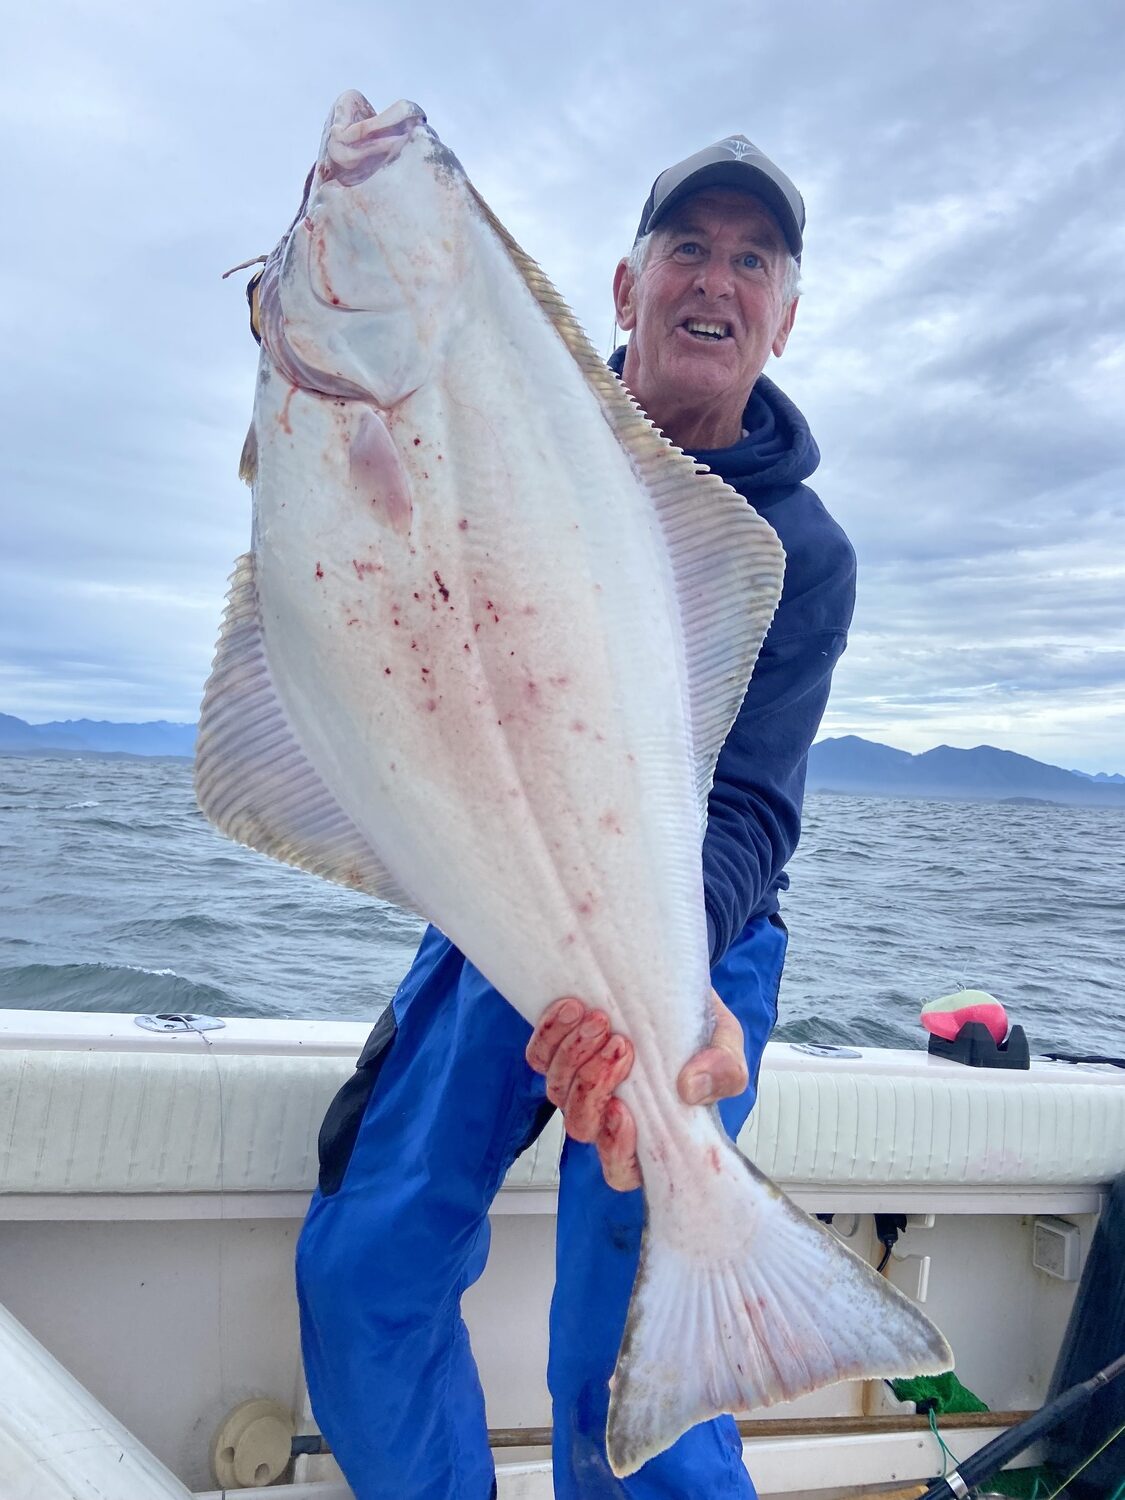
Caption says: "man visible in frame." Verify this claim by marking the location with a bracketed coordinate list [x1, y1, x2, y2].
[297, 135, 856, 1500]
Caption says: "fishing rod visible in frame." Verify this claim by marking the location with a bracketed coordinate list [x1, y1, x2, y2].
[917, 1349, 1125, 1500]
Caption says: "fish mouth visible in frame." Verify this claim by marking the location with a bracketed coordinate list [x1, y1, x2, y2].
[320, 93, 427, 186]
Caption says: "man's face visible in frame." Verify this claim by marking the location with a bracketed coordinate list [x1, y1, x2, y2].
[614, 188, 797, 426]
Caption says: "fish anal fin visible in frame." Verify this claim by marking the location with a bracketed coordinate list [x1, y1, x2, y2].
[195, 552, 419, 911]
[606, 1154, 952, 1477]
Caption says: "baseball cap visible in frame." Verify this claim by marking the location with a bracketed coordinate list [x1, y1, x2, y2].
[634, 136, 804, 258]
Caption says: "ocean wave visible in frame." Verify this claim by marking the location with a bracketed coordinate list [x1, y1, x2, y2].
[0, 961, 235, 1015]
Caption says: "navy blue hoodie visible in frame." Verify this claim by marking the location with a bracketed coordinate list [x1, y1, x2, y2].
[609, 351, 856, 961]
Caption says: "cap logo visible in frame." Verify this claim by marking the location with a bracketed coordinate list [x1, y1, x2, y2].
[720, 137, 754, 160]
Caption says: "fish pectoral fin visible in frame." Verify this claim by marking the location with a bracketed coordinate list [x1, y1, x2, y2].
[349, 406, 413, 536]
[195, 552, 421, 912]
[606, 1154, 953, 1478]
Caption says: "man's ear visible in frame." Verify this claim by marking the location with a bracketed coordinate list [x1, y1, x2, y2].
[772, 297, 798, 358]
[613, 259, 637, 331]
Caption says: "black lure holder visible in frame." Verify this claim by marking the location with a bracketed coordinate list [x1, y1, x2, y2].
[927, 1020, 1030, 1070]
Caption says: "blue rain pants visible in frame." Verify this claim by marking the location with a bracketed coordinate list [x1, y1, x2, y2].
[296, 911, 787, 1500]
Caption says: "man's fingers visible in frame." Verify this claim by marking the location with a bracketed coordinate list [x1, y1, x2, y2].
[678, 990, 749, 1106]
[597, 1098, 641, 1192]
[525, 996, 584, 1073]
[560, 1036, 634, 1142]
[544, 1012, 610, 1108]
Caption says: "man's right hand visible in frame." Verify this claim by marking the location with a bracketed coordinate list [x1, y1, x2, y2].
[525, 999, 640, 1191]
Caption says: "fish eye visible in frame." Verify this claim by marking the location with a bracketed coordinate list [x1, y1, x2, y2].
[246, 270, 264, 345]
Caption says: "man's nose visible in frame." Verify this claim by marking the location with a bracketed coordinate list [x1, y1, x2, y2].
[693, 260, 735, 299]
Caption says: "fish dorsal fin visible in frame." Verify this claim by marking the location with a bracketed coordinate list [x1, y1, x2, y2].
[195, 552, 421, 912]
[471, 190, 786, 821]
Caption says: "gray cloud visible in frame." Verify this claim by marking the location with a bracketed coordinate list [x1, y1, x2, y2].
[1, 0, 1123, 766]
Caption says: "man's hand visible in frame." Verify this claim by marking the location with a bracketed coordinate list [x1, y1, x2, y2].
[525, 990, 748, 1192]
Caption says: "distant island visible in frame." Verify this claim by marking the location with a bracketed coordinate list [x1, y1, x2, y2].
[2, 714, 1123, 808]
[807, 736, 1125, 808]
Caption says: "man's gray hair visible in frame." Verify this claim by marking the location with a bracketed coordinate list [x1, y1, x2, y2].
[627, 231, 801, 304]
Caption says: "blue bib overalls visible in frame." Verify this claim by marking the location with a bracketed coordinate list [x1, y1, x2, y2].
[297, 911, 786, 1499]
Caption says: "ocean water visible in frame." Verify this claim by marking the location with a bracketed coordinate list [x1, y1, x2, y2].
[1, 755, 1123, 1056]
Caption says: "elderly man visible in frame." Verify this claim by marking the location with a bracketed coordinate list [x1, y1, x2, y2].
[297, 136, 855, 1500]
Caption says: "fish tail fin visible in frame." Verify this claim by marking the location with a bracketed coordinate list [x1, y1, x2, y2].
[606, 1157, 952, 1478]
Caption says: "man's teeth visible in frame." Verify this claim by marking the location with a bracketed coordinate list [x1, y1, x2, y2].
[685, 320, 728, 339]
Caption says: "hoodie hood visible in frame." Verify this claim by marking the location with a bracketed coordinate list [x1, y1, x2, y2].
[607, 346, 819, 495]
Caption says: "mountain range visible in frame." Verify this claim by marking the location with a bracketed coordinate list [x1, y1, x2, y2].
[2, 714, 1123, 807]
[0, 714, 195, 758]
[807, 736, 1125, 807]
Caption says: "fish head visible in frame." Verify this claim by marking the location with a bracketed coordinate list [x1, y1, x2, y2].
[255, 92, 466, 408]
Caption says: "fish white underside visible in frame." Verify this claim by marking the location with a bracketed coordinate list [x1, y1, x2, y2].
[196, 116, 952, 1475]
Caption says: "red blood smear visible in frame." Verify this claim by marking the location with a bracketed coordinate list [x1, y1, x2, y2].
[353, 559, 379, 579]
[315, 563, 324, 580]
[413, 436, 422, 446]
[706, 1147, 721, 1174]
[433, 572, 450, 602]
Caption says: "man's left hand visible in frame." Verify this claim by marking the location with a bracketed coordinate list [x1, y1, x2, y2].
[525, 989, 749, 1192]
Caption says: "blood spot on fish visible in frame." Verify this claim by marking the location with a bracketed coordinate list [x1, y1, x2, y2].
[433, 572, 450, 602]
[706, 1147, 721, 1174]
[346, 618, 359, 627]
[437, 454, 443, 461]
[425, 698, 438, 712]
[413, 437, 421, 446]
[458, 518, 469, 531]
[393, 618, 400, 627]
[599, 812, 623, 835]
[279, 385, 297, 435]
[384, 667, 392, 675]
[411, 639, 419, 650]
[474, 623, 481, 633]
[571, 721, 587, 734]
[525, 680, 538, 699]
[577, 897, 594, 917]
[413, 592, 421, 600]
[420, 666, 431, 679]
[422, 471, 429, 480]
[315, 563, 324, 580]
[463, 642, 471, 652]
[352, 559, 380, 579]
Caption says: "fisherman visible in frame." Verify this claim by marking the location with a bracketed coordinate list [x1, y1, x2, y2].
[296, 136, 856, 1500]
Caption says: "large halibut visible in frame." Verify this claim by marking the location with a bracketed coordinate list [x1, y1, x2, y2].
[196, 91, 951, 1475]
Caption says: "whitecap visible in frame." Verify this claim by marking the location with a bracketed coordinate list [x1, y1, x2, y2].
[65, 800, 100, 810]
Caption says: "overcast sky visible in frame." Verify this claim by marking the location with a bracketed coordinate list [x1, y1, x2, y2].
[2, 0, 1122, 770]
